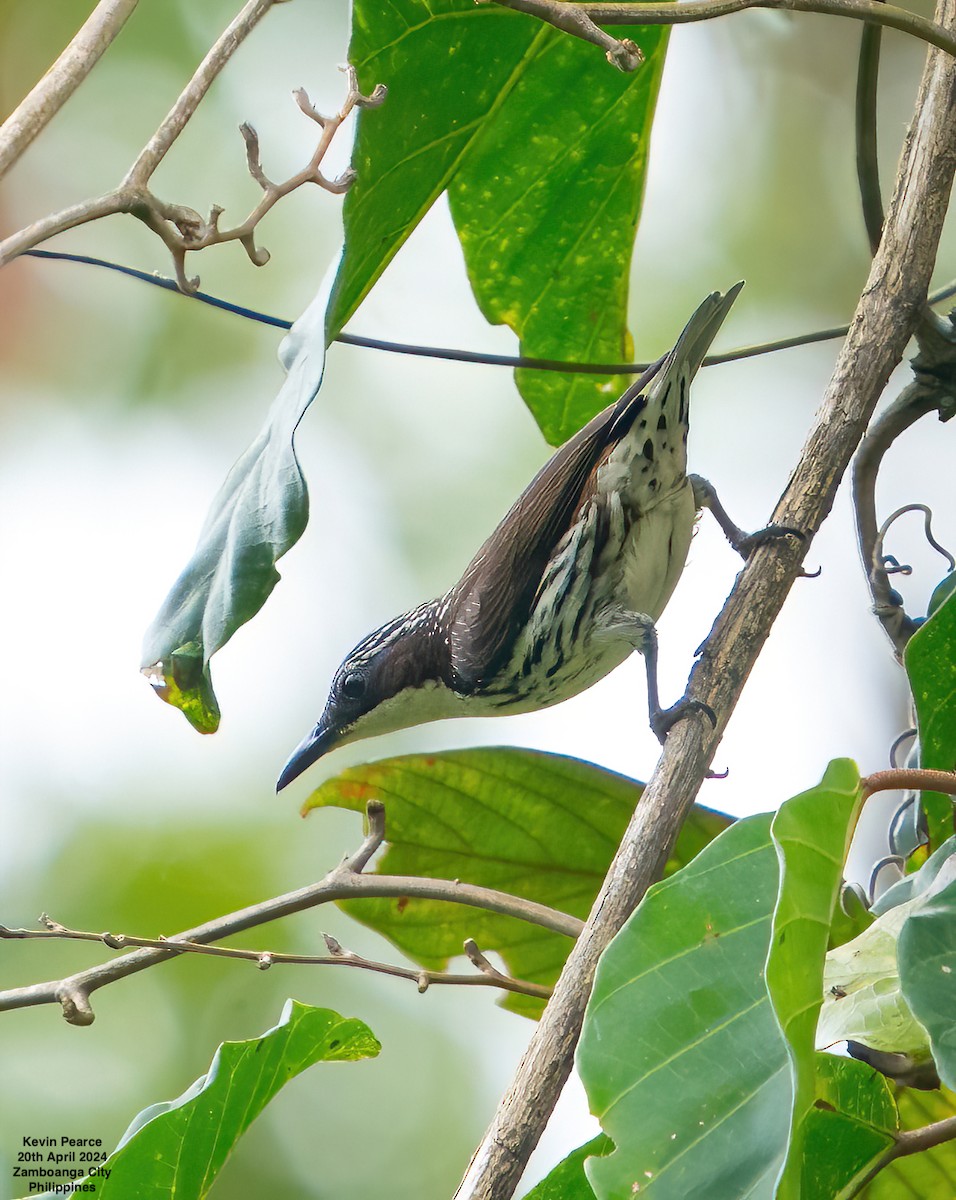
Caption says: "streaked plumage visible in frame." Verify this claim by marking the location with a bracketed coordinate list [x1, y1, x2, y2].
[277, 284, 743, 791]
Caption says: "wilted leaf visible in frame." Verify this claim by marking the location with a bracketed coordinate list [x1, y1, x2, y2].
[141, 271, 333, 731]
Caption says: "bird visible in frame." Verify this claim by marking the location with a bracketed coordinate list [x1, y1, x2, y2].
[277, 282, 788, 792]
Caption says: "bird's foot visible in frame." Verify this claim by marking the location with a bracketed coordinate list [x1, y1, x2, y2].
[649, 695, 717, 745]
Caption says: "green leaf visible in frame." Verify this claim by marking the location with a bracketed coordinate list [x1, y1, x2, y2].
[871, 835, 956, 916]
[802, 1054, 896, 1200]
[141, 274, 331, 731]
[928, 571, 956, 618]
[818, 894, 933, 1061]
[524, 1135, 612, 1199]
[305, 747, 731, 1017]
[332, 0, 670, 444]
[23, 1001, 379, 1199]
[899, 863, 956, 1090]
[861, 1087, 956, 1198]
[578, 814, 791, 1200]
[768, 758, 863, 1199]
[904, 592, 956, 848]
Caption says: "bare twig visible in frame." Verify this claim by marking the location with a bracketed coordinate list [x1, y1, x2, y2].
[844, 1115, 956, 1197]
[0, 0, 377, 292]
[852, 377, 956, 656]
[0, 920, 550, 1001]
[479, 0, 643, 69]
[455, 3, 956, 1195]
[0, 0, 140, 181]
[491, 0, 956, 59]
[0, 800, 579, 1025]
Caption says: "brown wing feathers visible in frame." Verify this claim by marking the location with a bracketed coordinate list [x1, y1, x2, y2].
[445, 362, 665, 691]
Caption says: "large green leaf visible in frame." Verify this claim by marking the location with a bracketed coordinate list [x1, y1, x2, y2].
[25, 1002, 379, 1199]
[524, 1135, 612, 1199]
[141, 273, 331, 731]
[898, 862, 956, 1090]
[305, 747, 731, 1017]
[578, 814, 791, 1200]
[904, 590, 956, 848]
[332, 0, 670, 444]
[768, 759, 863, 1199]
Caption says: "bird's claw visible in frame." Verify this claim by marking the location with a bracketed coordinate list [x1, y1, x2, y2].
[735, 524, 805, 558]
[649, 697, 717, 744]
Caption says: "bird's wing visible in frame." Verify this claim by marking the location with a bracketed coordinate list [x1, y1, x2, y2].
[446, 362, 663, 691]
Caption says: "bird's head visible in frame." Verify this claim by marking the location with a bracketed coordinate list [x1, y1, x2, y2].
[276, 602, 461, 791]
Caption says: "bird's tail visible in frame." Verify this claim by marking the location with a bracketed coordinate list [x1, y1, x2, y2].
[620, 282, 743, 498]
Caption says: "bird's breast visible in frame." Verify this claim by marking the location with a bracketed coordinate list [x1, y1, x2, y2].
[474, 477, 696, 714]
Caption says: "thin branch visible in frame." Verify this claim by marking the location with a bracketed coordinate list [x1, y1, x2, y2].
[0, 0, 140, 181]
[844, 1115, 956, 1197]
[0, 0, 327, 290]
[480, 0, 643, 69]
[491, 0, 956, 58]
[861, 768, 956, 796]
[0, 799, 579, 1025]
[122, 0, 277, 184]
[0, 920, 550, 1001]
[455, 2, 956, 1194]
[852, 377, 955, 657]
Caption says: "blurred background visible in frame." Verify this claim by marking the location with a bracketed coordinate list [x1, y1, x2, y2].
[0, 0, 952, 1196]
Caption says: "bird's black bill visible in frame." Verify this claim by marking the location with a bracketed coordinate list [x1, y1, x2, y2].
[276, 719, 340, 792]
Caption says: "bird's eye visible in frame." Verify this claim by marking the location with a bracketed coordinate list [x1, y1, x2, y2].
[340, 671, 367, 701]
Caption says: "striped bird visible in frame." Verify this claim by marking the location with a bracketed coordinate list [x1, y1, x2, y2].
[278, 283, 786, 790]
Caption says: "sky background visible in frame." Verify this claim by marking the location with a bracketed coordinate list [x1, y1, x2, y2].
[0, 1, 952, 1196]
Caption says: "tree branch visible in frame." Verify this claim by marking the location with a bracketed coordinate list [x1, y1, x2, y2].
[0, 0, 311, 289]
[490, 0, 956, 61]
[845, 1115, 956, 1197]
[0, 920, 551, 1002]
[0, 800, 579, 1026]
[455, 1, 956, 1194]
[0, 0, 140, 181]
[862, 768, 956, 797]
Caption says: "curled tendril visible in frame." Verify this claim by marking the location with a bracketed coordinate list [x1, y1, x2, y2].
[889, 728, 918, 769]
[840, 880, 871, 916]
[867, 854, 906, 901]
[874, 503, 956, 582]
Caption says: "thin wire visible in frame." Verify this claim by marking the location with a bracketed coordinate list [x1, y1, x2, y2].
[22, 247, 956, 373]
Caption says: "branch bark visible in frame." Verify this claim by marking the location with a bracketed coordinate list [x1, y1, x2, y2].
[0, 0, 140, 181]
[455, 0, 956, 1193]
[0, 800, 579, 1026]
[491, 0, 956, 61]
